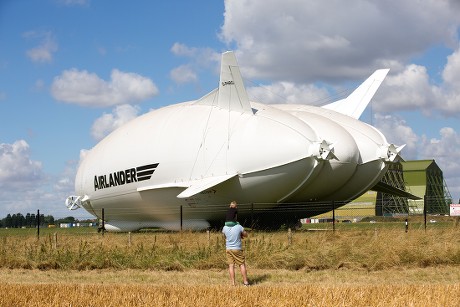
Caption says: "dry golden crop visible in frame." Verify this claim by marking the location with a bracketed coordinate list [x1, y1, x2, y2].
[1, 276, 459, 306]
[0, 225, 459, 306]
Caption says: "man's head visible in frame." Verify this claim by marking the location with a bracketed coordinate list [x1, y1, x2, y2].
[230, 201, 237, 208]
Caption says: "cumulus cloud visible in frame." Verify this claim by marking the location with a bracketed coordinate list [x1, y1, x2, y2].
[0, 140, 91, 218]
[0, 140, 43, 215]
[374, 114, 419, 159]
[171, 43, 198, 57]
[91, 104, 140, 141]
[373, 65, 437, 113]
[220, 0, 460, 82]
[374, 115, 460, 200]
[443, 48, 460, 86]
[247, 82, 330, 105]
[53, 159, 78, 193]
[23, 31, 58, 63]
[170, 65, 198, 84]
[0, 140, 43, 187]
[419, 127, 460, 200]
[440, 47, 460, 114]
[372, 45, 460, 115]
[56, 0, 90, 6]
[212, 0, 460, 117]
[51, 69, 158, 107]
[171, 43, 220, 65]
[0, 141, 59, 216]
[170, 43, 220, 85]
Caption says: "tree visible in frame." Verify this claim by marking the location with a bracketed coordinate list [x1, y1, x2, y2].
[25, 213, 32, 227]
[30, 213, 36, 227]
[5, 214, 12, 228]
[43, 215, 55, 225]
[12, 213, 25, 228]
[39, 214, 45, 226]
[56, 216, 76, 224]
[0, 213, 79, 228]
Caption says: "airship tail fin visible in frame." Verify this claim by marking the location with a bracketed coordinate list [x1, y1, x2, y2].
[323, 69, 389, 119]
[217, 51, 253, 114]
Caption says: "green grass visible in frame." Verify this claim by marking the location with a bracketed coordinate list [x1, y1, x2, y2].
[0, 223, 459, 271]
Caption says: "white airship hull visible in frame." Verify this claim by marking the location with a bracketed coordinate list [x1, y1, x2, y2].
[68, 51, 400, 231]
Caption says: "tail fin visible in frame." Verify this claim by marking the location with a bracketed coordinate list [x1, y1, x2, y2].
[217, 51, 253, 114]
[323, 69, 389, 119]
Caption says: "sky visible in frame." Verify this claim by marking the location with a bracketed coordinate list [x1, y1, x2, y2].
[1, 0, 460, 219]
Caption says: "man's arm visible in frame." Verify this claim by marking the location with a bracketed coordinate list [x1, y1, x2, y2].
[241, 229, 248, 238]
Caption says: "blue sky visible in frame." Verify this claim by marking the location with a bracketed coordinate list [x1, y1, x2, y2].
[1, 0, 460, 219]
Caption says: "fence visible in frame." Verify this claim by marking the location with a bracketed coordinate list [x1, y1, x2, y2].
[0, 195, 458, 239]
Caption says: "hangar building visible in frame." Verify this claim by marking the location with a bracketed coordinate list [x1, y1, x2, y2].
[314, 159, 452, 220]
[401, 160, 452, 215]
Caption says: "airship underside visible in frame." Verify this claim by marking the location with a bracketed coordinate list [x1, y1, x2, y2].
[66, 51, 405, 231]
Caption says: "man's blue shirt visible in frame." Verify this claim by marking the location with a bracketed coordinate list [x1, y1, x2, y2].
[222, 224, 244, 250]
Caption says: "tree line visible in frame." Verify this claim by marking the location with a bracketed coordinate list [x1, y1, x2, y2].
[0, 213, 86, 228]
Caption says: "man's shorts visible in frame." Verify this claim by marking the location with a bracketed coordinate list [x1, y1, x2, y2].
[226, 249, 245, 265]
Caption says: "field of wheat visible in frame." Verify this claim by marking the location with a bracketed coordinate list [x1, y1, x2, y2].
[1, 281, 459, 307]
[0, 224, 459, 306]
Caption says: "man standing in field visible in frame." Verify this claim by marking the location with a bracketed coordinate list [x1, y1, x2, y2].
[222, 201, 249, 286]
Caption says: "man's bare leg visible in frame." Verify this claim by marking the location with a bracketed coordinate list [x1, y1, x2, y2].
[240, 263, 248, 285]
[228, 264, 236, 286]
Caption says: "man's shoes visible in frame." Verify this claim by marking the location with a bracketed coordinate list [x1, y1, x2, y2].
[243, 282, 250, 286]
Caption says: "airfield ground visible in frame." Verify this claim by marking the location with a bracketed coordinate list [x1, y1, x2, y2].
[0, 267, 459, 306]
[0, 220, 459, 306]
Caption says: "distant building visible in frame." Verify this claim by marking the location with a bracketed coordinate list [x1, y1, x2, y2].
[312, 159, 452, 220]
[59, 222, 97, 228]
[401, 160, 452, 215]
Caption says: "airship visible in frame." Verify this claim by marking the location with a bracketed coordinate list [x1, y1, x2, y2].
[66, 51, 406, 231]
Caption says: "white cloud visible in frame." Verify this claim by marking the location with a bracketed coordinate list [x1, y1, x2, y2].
[440, 47, 460, 114]
[171, 43, 220, 67]
[24, 31, 58, 63]
[419, 127, 460, 201]
[0, 141, 91, 218]
[247, 82, 330, 105]
[0, 140, 47, 216]
[220, 0, 460, 82]
[371, 45, 460, 115]
[91, 104, 140, 141]
[171, 43, 198, 57]
[213, 0, 460, 118]
[373, 65, 437, 113]
[56, 0, 90, 6]
[0, 140, 43, 187]
[374, 114, 419, 159]
[51, 69, 159, 107]
[170, 43, 220, 85]
[375, 115, 460, 201]
[443, 48, 460, 87]
[170, 65, 198, 84]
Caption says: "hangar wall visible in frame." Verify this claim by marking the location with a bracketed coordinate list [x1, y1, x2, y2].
[313, 159, 452, 220]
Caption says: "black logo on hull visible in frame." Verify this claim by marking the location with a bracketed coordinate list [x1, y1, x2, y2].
[94, 163, 159, 191]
